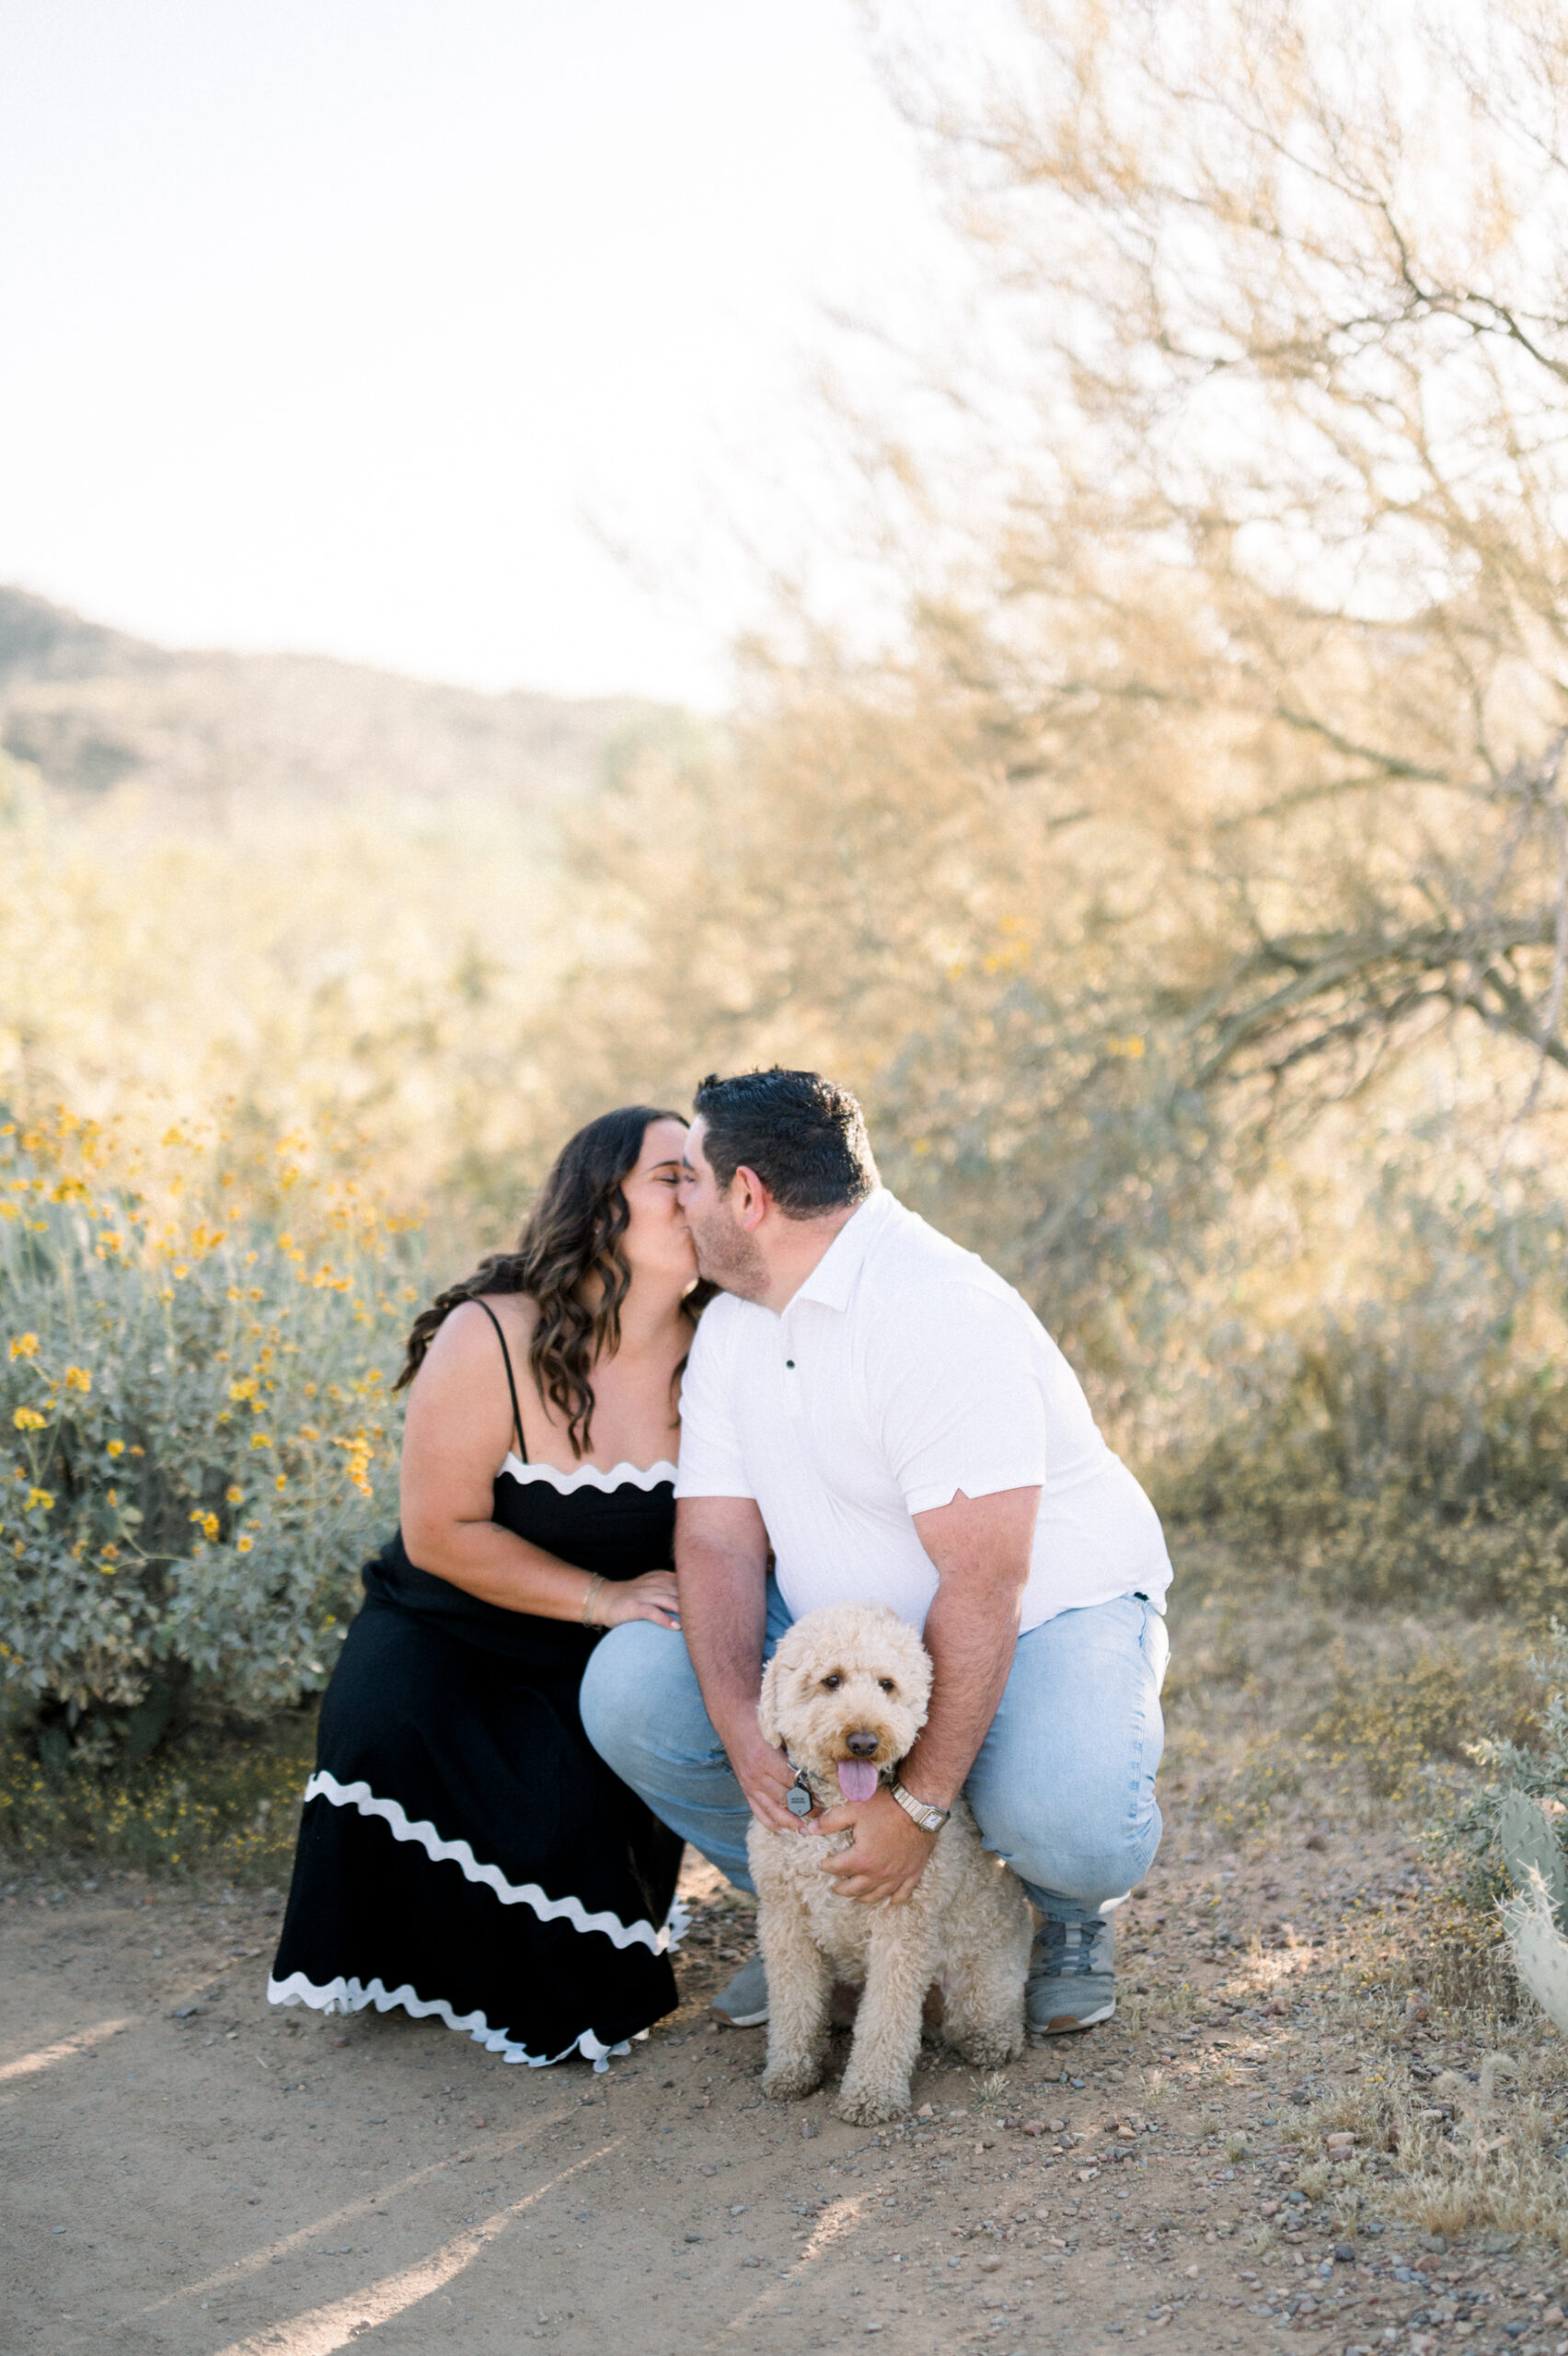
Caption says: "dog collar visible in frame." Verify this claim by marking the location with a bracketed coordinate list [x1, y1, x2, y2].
[783, 1755, 871, 1816]
[784, 1756, 906, 1818]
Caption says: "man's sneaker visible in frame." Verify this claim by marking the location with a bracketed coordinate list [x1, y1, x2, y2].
[710, 1953, 768, 2027]
[1026, 1911, 1115, 2035]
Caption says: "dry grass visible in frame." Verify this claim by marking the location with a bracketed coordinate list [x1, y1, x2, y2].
[1311, 1635, 1548, 1801]
[1161, 1546, 1554, 1833]
[1296, 2035, 1568, 2247]
[1139, 1552, 1568, 2253]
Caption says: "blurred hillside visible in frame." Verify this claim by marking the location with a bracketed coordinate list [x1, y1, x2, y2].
[0, 587, 693, 1234]
[0, 585, 661, 812]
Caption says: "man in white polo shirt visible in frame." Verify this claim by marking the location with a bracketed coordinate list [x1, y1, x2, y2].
[580, 1069, 1171, 2037]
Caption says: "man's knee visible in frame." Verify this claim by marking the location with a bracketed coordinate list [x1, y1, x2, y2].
[580, 1622, 674, 1773]
[980, 1792, 1162, 1910]
[580, 1622, 709, 1780]
[1051, 1803, 1161, 1906]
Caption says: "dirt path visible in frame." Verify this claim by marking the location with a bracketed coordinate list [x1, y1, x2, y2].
[7, 1791, 1564, 2356]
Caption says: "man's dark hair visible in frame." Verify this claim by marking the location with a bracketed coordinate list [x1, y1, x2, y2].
[693, 1069, 879, 1217]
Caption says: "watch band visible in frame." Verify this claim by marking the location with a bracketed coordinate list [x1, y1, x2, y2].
[890, 1780, 950, 1835]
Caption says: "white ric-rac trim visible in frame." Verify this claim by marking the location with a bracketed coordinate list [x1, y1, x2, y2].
[498, 1453, 677, 1494]
[300, 1771, 689, 1954]
[265, 1970, 648, 2071]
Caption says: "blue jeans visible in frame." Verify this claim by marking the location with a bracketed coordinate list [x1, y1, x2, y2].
[580, 1583, 1169, 1932]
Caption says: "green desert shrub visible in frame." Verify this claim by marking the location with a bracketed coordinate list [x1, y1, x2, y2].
[0, 1110, 417, 1763]
[1435, 1626, 1568, 1910]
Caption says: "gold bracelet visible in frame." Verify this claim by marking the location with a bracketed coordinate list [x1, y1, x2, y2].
[581, 1575, 606, 1628]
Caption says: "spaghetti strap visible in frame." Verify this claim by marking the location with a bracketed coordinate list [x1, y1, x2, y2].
[473, 1299, 527, 1461]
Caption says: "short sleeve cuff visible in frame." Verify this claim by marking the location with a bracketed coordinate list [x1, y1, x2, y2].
[674, 1473, 758, 1502]
[903, 1467, 1047, 1516]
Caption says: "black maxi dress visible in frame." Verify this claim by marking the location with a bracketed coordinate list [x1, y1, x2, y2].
[268, 1304, 684, 2068]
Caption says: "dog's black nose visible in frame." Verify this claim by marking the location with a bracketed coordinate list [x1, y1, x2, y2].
[845, 1730, 879, 1757]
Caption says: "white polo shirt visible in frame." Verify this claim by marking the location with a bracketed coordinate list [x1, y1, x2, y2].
[674, 1187, 1171, 1633]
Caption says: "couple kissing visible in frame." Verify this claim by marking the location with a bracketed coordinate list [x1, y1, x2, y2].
[268, 1068, 1172, 2075]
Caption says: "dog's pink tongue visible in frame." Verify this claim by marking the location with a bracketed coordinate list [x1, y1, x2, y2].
[836, 1760, 879, 1803]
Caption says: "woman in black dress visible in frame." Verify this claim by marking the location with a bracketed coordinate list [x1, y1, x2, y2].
[269, 1105, 699, 2069]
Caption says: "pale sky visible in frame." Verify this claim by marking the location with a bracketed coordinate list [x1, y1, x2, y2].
[0, 1, 946, 702]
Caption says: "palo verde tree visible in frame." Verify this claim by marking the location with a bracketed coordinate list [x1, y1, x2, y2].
[521, 2, 1568, 1553]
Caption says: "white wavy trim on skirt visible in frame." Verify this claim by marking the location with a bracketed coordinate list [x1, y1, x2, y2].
[301, 1771, 690, 1955]
[498, 1452, 677, 1494]
[265, 1969, 650, 2070]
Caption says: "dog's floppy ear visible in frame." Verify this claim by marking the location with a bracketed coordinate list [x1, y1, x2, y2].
[756, 1653, 784, 1750]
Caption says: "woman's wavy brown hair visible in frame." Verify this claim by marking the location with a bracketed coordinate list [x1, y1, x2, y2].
[394, 1105, 700, 1457]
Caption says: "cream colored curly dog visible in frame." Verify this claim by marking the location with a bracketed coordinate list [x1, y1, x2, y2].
[750, 1600, 1033, 2126]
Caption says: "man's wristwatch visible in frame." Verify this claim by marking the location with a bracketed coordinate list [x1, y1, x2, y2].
[890, 1781, 950, 1835]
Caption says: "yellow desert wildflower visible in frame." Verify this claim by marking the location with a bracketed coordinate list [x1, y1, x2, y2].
[64, 1366, 92, 1392]
[12, 1407, 45, 1430]
[8, 1334, 39, 1358]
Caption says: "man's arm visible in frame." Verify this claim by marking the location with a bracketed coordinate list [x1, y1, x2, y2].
[817, 1483, 1041, 1902]
[674, 1494, 800, 1833]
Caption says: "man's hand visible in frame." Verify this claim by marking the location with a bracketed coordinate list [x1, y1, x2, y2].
[815, 1785, 935, 1905]
[720, 1709, 801, 1834]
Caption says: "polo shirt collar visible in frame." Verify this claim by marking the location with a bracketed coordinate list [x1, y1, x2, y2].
[790, 1186, 896, 1314]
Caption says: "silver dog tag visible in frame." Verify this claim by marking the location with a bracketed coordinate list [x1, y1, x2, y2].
[785, 1782, 813, 1819]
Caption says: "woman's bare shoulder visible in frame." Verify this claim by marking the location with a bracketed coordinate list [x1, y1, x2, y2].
[471, 1289, 539, 1332]
[414, 1292, 536, 1382]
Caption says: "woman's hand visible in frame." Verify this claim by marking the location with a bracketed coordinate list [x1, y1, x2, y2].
[595, 1569, 681, 1631]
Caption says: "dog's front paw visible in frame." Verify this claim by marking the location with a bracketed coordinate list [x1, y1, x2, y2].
[951, 2029, 1022, 2067]
[761, 2058, 825, 2103]
[832, 2081, 909, 2127]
